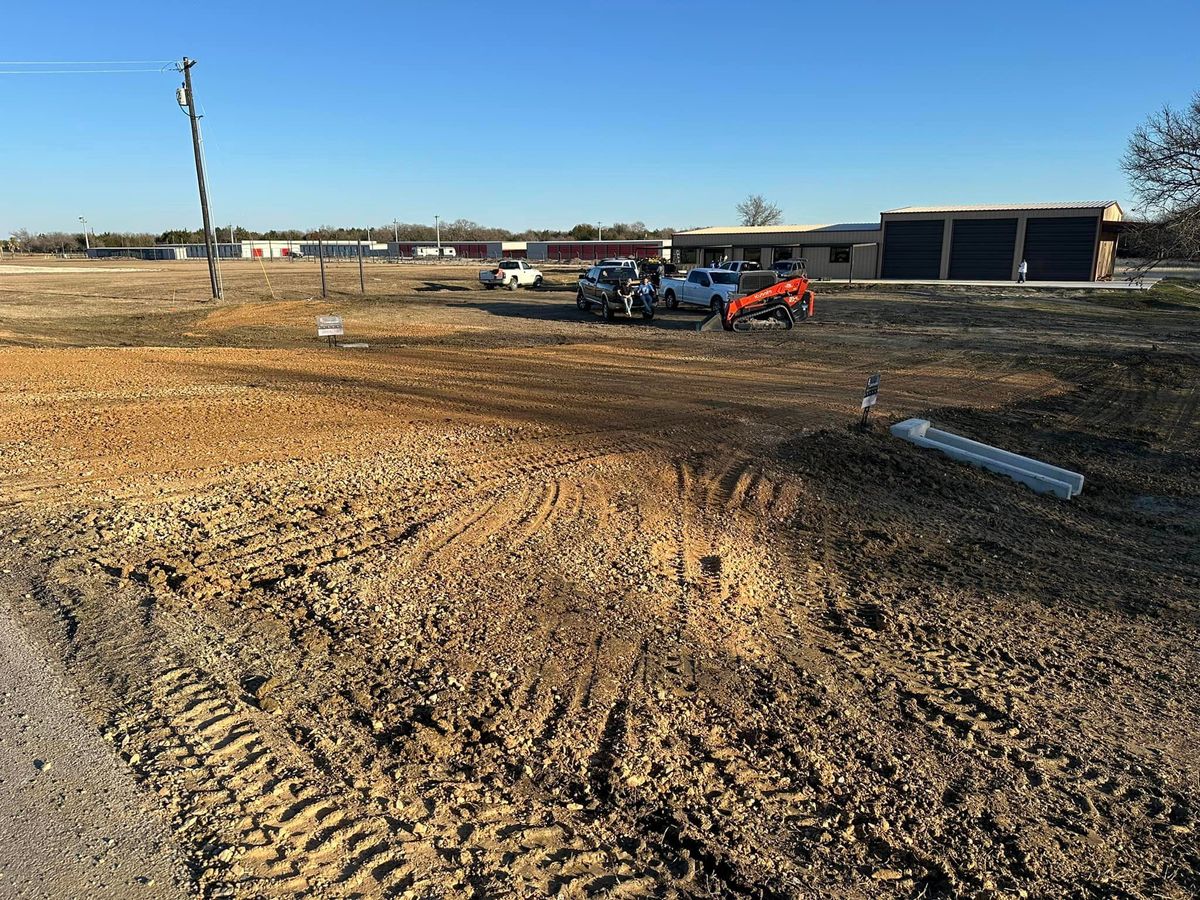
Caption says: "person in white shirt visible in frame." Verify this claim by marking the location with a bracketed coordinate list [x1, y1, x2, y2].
[1018, 259, 1028, 283]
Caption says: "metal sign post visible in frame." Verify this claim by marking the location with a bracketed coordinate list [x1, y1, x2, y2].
[318, 238, 327, 298]
[860, 373, 881, 429]
[357, 239, 366, 294]
[316, 315, 344, 348]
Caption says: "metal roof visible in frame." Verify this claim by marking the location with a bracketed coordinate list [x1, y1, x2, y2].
[675, 223, 879, 235]
[883, 201, 1120, 214]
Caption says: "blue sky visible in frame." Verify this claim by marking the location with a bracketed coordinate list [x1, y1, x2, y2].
[2, 0, 1198, 235]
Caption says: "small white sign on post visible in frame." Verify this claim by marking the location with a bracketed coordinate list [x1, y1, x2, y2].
[859, 373, 881, 428]
[316, 315, 344, 337]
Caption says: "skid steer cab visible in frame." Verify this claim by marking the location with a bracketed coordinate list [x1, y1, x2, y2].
[698, 269, 815, 333]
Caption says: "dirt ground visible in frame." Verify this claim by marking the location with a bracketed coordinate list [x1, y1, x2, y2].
[0, 258, 1197, 899]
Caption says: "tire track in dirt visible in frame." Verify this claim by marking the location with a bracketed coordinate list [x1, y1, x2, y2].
[767, 467, 1199, 896]
[511, 478, 561, 546]
[1163, 380, 1199, 447]
[32, 527, 676, 899]
[32, 570, 418, 898]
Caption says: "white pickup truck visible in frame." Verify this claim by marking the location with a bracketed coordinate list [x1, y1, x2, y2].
[715, 260, 761, 273]
[658, 268, 743, 314]
[479, 259, 544, 290]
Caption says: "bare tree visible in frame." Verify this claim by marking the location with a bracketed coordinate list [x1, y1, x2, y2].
[736, 194, 784, 227]
[4, 229, 84, 253]
[1123, 92, 1200, 275]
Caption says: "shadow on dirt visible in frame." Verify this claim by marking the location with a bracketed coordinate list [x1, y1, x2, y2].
[526, 281, 579, 294]
[462, 300, 704, 331]
[414, 282, 472, 292]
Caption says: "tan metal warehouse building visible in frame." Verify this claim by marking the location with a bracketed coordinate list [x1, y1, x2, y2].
[670, 224, 881, 280]
[879, 202, 1124, 282]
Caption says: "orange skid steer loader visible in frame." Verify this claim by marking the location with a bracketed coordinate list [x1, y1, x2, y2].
[698, 270, 815, 332]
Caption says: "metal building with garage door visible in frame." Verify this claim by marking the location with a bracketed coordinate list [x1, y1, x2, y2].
[879, 202, 1124, 282]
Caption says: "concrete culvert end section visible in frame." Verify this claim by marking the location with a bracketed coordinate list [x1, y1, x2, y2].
[891, 418, 1084, 498]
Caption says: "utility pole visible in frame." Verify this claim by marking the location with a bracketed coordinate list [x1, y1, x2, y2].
[179, 57, 221, 299]
[79, 216, 90, 250]
[435, 215, 441, 255]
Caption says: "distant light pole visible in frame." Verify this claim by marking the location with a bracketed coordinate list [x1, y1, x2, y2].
[79, 216, 90, 250]
[597, 221, 603, 242]
[435, 215, 441, 255]
[392, 219, 399, 242]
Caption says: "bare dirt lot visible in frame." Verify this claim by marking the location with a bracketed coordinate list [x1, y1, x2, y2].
[0, 258, 1197, 899]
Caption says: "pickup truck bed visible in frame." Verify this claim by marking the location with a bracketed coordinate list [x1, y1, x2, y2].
[480, 260, 543, 290]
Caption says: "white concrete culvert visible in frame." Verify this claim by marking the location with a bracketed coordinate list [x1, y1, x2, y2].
[890, 418, 1084, 499]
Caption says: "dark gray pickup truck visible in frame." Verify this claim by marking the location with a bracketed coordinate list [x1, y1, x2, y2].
[576, 265, 653, 320]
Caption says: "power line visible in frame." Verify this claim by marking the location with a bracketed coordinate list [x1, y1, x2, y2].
[0, 60, 175, 65]
[0, 68, 169, 75]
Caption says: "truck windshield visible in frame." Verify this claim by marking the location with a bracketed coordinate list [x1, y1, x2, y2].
[598, 267, 635, 281]
[709, 272, 739, 285]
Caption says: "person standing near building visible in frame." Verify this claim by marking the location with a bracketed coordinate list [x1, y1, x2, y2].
[1017, 259, 1028, 283]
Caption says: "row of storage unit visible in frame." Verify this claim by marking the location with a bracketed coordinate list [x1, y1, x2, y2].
[88, 246, 186, 260]
[671, 202, 1124, 282]
[525, 240, 670, 262]
[879, 203, 1123, 282]
[88, 243, 244, 260]
[86, 240, 672, 262]
[88, 241, 391, 260]
[85, 203, 1122, 282]
[386, 241, 498, 259]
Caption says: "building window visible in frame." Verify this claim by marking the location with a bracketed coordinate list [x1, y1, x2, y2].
[830, 246, 851, 264]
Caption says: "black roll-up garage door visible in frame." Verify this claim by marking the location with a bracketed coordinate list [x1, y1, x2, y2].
[1022, 216, 1098, 281]
[882, 219, 944, 279]
[948, 218, 1017, 280]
